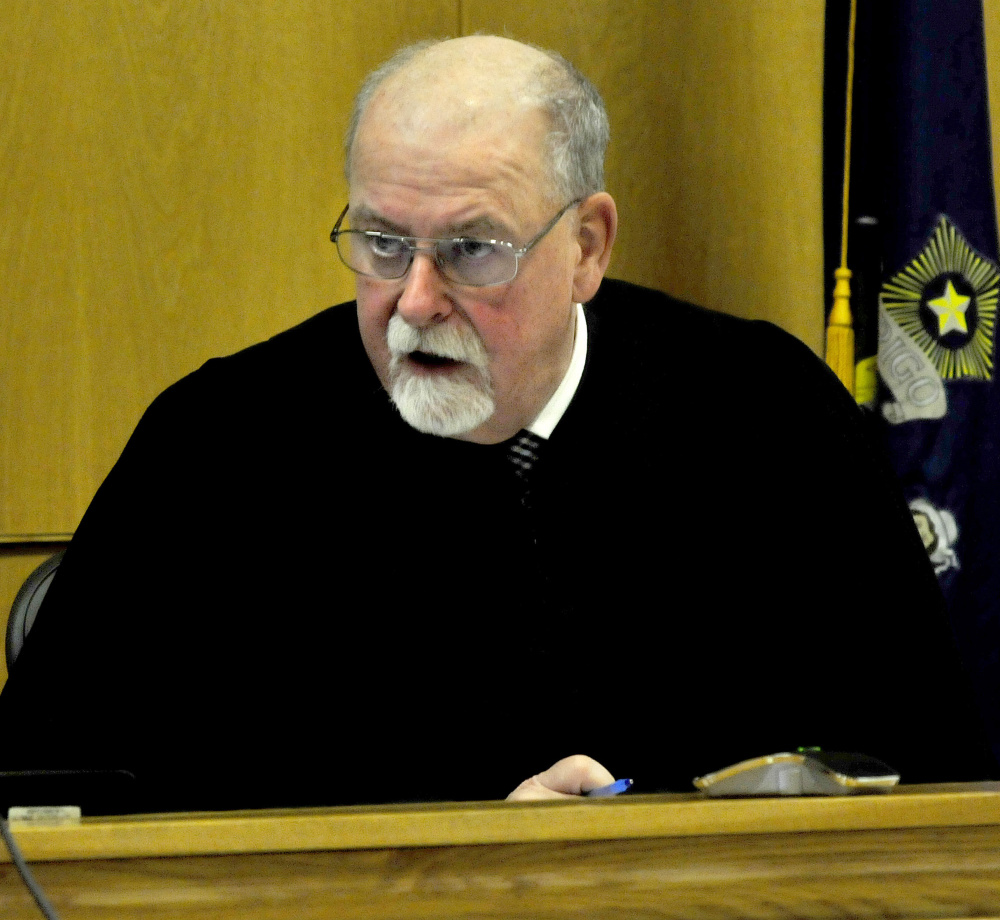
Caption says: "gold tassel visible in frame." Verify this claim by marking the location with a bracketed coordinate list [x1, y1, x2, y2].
[826, 267, 855, 396]
[825, 0, 858, 396]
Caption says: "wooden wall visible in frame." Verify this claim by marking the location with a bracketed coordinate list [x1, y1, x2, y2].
[2, 2, 1000, 685]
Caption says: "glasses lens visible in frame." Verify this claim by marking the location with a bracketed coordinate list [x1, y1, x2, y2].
[438, 240, 516, 286]
[338, 232, 411, 279]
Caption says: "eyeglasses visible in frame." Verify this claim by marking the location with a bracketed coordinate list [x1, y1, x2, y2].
[330, 200, 581, 287]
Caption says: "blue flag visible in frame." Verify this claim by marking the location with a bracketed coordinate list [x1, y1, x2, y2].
[831, 0, 1000, 762]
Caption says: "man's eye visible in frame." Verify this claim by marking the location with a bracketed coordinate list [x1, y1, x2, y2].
[368, 234, 407, 258]
[450, 239, 497, 261]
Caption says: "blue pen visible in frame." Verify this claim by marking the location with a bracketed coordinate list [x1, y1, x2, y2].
[586, 777, 633, 797]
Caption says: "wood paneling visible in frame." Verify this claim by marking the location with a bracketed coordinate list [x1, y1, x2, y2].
[463, 1, 828, 353]
[4, 2, 999, 542]
[987, 0, 1000, 230]
[5, 783, 1000, 860]
[1, 787, 1000, 919]
[0, 1, 458, 537]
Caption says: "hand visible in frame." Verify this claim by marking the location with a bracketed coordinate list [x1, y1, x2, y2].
[506, 754, 616, 801]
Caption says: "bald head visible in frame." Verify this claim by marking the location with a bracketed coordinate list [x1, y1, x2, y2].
[346, 36, 609, 202]
[375, 36, 551, 105]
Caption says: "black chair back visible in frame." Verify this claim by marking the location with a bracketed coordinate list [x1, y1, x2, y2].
[6, 551, 64, 670]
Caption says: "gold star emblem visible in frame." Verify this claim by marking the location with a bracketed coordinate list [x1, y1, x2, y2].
[880, 215, 999, 380]
[928, 280, 971, 336]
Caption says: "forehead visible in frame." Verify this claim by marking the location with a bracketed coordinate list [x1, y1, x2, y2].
[348, 78, 556, 235]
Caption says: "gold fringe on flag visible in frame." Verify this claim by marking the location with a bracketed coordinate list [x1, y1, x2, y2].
[825, 0, 858, 396]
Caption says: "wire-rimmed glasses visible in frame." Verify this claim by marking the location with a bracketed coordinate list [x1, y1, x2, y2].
[330, 200, 581, 287]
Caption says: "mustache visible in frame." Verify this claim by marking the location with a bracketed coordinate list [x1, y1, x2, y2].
[387, 314, 489, 367]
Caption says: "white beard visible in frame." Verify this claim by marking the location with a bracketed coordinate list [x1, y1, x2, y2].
[386, 315, 495, 437]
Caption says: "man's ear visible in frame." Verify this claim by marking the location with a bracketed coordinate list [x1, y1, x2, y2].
[572, 192, 618, 303]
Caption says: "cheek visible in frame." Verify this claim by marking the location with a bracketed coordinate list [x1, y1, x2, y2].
[468, 306, 548, 386]
[494, 277, 572, 355]
[460, 300, 521, 364]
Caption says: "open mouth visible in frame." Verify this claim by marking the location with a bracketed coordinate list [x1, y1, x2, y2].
[408, 350, 461, 368]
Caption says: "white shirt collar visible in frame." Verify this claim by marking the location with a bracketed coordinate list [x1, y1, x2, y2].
[526, 302, 587, 440]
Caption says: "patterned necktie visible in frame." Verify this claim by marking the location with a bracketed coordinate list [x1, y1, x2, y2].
[507, 430, 543, 512]
[508, 430, 543, 483]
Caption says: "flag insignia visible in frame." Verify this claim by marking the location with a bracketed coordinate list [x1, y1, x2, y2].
[880, 215, 999, 381]
[909, 497, 960, 576]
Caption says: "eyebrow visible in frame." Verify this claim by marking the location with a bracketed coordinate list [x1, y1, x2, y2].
[444, 215, 515, 240]
[349, 207, 516, 242]
[348, 207, 408, 235]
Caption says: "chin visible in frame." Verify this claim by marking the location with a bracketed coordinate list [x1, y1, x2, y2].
[390, 366, 495, 438]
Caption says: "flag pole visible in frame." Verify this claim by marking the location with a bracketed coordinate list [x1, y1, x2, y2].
[825, 0, 858, 396]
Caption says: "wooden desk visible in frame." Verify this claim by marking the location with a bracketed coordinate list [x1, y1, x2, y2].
[2, 784, 1000, 919]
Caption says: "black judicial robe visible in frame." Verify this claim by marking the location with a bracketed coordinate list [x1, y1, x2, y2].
[0, 279, 992, 811]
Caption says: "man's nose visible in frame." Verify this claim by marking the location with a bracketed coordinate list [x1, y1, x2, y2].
[396, 249, 453, 327]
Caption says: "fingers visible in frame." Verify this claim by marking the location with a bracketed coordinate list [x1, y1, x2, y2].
[505, 775, 581, 801]
[506, 754, 616, 802]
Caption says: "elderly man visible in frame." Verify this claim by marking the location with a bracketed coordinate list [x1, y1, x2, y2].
[0, 36, 992, 813]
